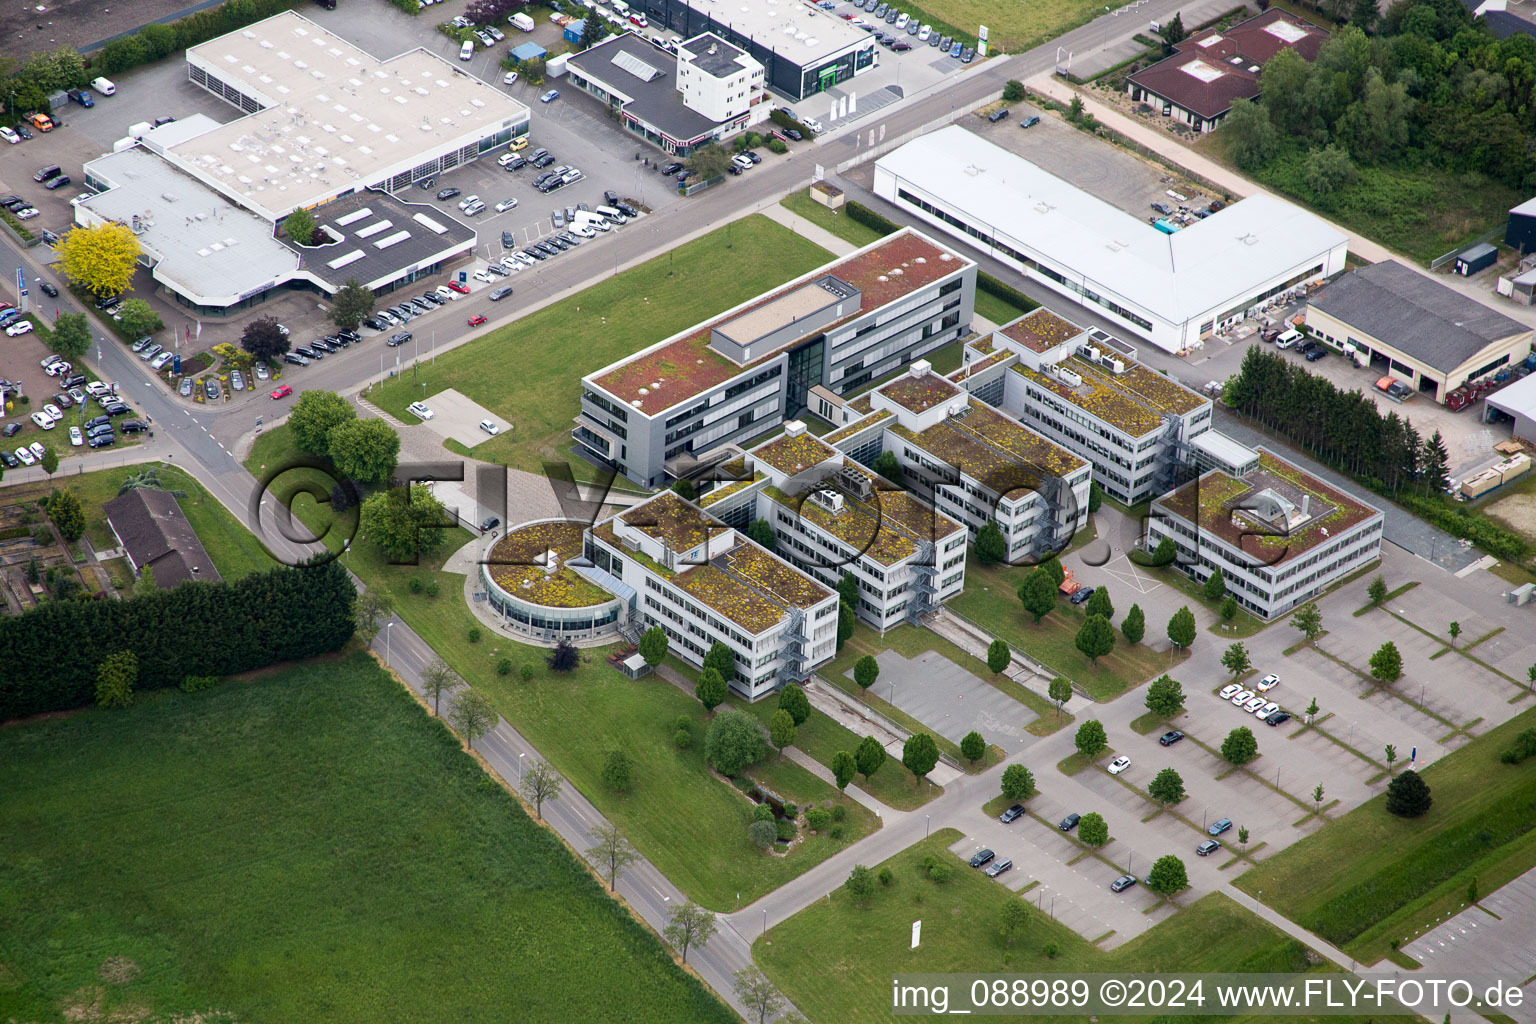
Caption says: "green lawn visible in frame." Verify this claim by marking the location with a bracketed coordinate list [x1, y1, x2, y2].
[1237, 705, 1536, 962]
[974, 287, 1033, 327]
[755, 831, 1394, 1024]
[0, 654, 733, 1024]
[295, 483, 880, 912]
[366, 215, 831, 477]
[948, 556, 1184, 700]
[8, 461, 274, 580]
[884, 0, 1109, 53]
[780, 190, 887, 249]
[732, 691, 942, 811]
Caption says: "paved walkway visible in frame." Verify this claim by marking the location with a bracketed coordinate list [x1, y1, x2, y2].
[761, 202, 858, 256]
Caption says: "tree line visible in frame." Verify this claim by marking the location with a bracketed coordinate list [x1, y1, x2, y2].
[1223, 0, 1536, 201]
[0, 561, 356, 720]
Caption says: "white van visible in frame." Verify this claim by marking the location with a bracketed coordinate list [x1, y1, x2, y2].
[92, 77, 116, 95]
[459, 39, 475, 61]
[594, 204, 627, 224]
[1275, 329, 1303, 349]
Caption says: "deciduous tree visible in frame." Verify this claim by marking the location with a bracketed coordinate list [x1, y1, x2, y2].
[769, 708, 797, 758]
[845, 864, 876, 905]
[1085, 586, 1114, 621]
[1048, 676, 1071, 718]
[240, 315, 290, 364]
[602, 749, 634, 791]
[638, 625, 668, 666]
[686, 143, 731, 179]
[778, 682, 811, 725]
[1018, 567, 1056, 624]
[703, 640, 735, 680]
[1074, 719, 1107, 760]
[283, 206, 317, 245]
[1122, 603, 1145, 644]
[115, 299, 162, 338]
[521, 759, 561, 819]
[1385, 743, 1398, 773]
[328, 418, 400, 485]
[1074, 613, 1114, 665]
[547, 639, 579, 672]
[745, 517, 777, 551]
[1221, 641, 1252, 681]
[871, 449, 903, 484]
[1221, 725, 1259, 765]
[960, 730, 985, 763]
[733, 966, 784, 1024]
[975, 522, 1006, 563]
[1149, 767, 1185, 805]
[329, 278, 376, 330]
[704, 710, 766, 776]
[1144, 674, 1184, 718]
[1147, 854, 1190, 899]
[47, 486, 83, 541]
[837, 600, 855, 649]
[695, 666, 726, 711]
[289, 389, 355, 454]
[987, 639, 1011, 675]
[1369, 641, 1403, 687]
[49, 312, 91, 360]
[359, 485, 449, 563]
[999, 897, 1030, 946]
[856, 734, 886, 780]
[1077, 811, 1108, 847]
[587, 822, 638, 890]
[663, 900, 717, 963]
[1292, 601, 1323, 644]
[58, 222, 141, 297]
[853, 654, 879, 695]
[1203, 569, 1227, 602]
[1367, 575, 1388, 606]
[831, 749, 857, 790]
[448, 689, 496, 750]
[420, 656, 459, 715]
[1221, 100, 1278, 169]
[1001, 763, 1035, 801]
[1167, 606, 1196, 649]
[902, 732, 940, 784]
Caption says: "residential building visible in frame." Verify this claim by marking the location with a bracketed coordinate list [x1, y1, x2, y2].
[1146, 448, 1384, 619]
[75, 10, 528, 314]
[1126, 9, 1327, 133]
[697, 422, 969, 631]
[634, 0, 877, 100]
[814, 360, 1093, 562]
[575, 228, 976, 488]
[1304, 260, 1533, 403]
[584, 490, 839, 699]
[945, 306, 1234, 504]
[104, 489, 223, 588]
[565, 32, 766, 156]
[873, 125, 1347, 353]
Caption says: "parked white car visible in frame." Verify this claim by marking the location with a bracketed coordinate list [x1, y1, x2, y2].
[5, 319, 32, 336]
[68, 425, 82, 446]
[151, 351, 174, 370]
[30, 410, 55, 430]
[407, 401, 434, 420]
[42, 403, 62, 421]
[473, 269, 495, 283]
[1107, 756, 1131, 776]
[457, 194, 480, 211]
[1255, 673, 1280, 692]
[495, 198, 519, 212]
[503, 70, 519, 85]
[14, 446, 35, 465]
[0, 126, 19, 144]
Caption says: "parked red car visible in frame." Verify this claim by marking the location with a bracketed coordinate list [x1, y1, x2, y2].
[467, 314, 487, 326]
[446, 280, 471, 294]
[270, 385, 293, 400]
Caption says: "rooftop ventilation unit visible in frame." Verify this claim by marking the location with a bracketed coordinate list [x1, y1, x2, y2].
[837, 464, 874, 499]
[808, 489, 845, 515]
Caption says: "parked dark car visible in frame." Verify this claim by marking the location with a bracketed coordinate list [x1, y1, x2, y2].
[998, 803, 1025, 824]
[661, 161, 683, 175]
[67, 89, 94, 107]
[1208, 817, 1234, 836]
[436, 187, 461, 201]
[2, 423, 20, 438]
[967, 848, 995, 868]
[337, 329, 361, 343]
[1110, 874, 1137, 893]
[893, 40, 912, 50]
[480, 515, 501, 532]
[1265, 710, 1292, 726]
[204, 378, 220, 400]
[784, 128, 803, 141]
[387, 331, 412, 347]
[1059, 813, 1080, 831]
[1196, 839, 1221, 857]
[1305, 346, 1329, 362]
[120, 419, 148, 434]
[1068, 586, 1096, 605]
[987, 107, 1010, 123]
[1020, 115, 1040, 128]
[38, 281, 57, 297]
[0, 450, 16, 467]
[43, 175, 71, 191]
[88, 433, 116, 448]
[1159, 730, 1185, 747]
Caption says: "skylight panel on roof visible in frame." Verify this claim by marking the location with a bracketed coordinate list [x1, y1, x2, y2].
[1196, 33, 1223, 46]
[1180, 59, 1225, 82]
[373, 230, 411, 249]
[335, 207, 373, 225]
[355, 219, 394, 238]
[612, 49, 661, 82]
[412, 212, 449, 234]
[1264, 19, 1309, 42]
[326, 249, 367, 269]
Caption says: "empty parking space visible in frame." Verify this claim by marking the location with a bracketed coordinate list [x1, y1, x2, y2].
[1403, 868, 1536, 1020]
[414, 388, 510, 448]
[847, 648, 1038, 753]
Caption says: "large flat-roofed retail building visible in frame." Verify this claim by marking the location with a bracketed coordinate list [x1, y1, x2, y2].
[1304, 260, 1533, 403]
[874, 125, 1348, 353]
[180, 11, 530, 218]
[634, 0, 876, 100]
[576, 228, 976, 488]
[74, 11, 518, 314]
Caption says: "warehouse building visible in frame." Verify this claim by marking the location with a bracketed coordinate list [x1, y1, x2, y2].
[1304, 260, 1533, 403]
[1147, 448, 1384, 619]
[873, 126, 1347, 354]
[575, 228, 976, 488]
[565, 32, 767, 155]
[634, 0, 877, 100]
[696, 424, 969, 631]
[584, 490, 839, 699]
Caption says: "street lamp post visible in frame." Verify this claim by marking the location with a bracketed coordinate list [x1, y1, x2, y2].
[925, 814, 931, 837]
[519, 752, 525, 781]
[762, 908, 767, 936]
[385, 620, 393, 665]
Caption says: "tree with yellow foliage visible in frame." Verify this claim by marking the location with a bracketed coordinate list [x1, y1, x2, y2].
[57, 223, 141, 297]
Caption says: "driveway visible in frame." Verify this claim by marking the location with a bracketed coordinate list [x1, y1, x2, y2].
[850, 647, 1038, 753]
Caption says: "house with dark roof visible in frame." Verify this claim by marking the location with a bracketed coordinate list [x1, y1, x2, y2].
[1126, 9, 1327, 133]
[1459, 0, 1536, 39]
[1304, 260, 1534, 403]
[104, 488, 223, 589]
[565, 31, 766, 156]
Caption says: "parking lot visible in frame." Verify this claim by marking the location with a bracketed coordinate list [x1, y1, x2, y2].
[847, 647, 1039, 754]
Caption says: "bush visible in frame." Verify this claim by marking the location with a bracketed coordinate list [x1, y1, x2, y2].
[496, 658, 513, 676]
[748, 819, 777, 848]
[845, 200, 898, 236]
[832, 803, 847, 822]
[1043, 941, 1060, 958]
[425, 580, 441, 598]
[782, 802, 798, 819]
[775, 819, 797, 842]
[467, 626, 482, 644]
[409, 576, 425, 594]
[927, 860, 953, 883]
[1002, 79, 1025, 101]
[977, 272, 1039, 316]
[674, 728, 691, 749]
[179, 675, 219, 693]
[829, 825, 844, 840]
[878, 866, 894, 886]
[520, 664, 535, 682]
[752, 802, 775, 822]
[766, 137, 789, 154]
[1499, 728, 1536, 764]
[805, 807, 831, 831]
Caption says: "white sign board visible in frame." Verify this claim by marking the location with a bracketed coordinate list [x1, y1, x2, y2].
[977, 24, 988, 56]
[911, 919, 922, 949]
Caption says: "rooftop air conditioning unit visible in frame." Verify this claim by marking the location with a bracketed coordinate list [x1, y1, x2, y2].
[1107, 359, 1126, 374]
[809, 489, 845, 515]
[838, 464, 874, 499]
[1054, 366, 1083, 388]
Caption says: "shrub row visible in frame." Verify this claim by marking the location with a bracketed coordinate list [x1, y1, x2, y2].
[977, 271, 1038, 316]
[93, 0, 301, 75]
[0, 561, 356, 720]
[1306, 778, 1536, 945]
[1501, 728, 1536, 765]
[0, 526, 31, 541]
[1397, 493, 1529, 563]
[845, 200, 898, 237]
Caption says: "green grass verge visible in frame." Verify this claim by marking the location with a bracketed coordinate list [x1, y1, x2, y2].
[10, 461, 274, 580]
[1353, 581, 1420, 617]
[0, 654, 733, 1024]
[882, 0, 1112, 53]
[755, 831, 1377, 1024]
[1056, 747, 1113, 776]
[1236, 705, 1536, 962]
[365, 215, 831, 480]
[780, 190, 887, 248]
[974, 287, 1034, 326]
[947, 556, 1183, 700]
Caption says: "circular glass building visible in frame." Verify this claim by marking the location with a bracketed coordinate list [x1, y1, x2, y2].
[480, 519, 622, 643]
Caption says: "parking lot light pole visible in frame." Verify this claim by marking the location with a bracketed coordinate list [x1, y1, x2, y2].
[1202, 808, 1207, 830]
[385, 620, 393, 665]
[925, 814, 930, 837]
[519, 751, 525, 781]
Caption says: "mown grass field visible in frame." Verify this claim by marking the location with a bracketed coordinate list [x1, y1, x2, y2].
[1236, 705, 1536, 962]
[245, 422, 884, 911]
[948, 556, 1184, 700]
[0, 654, 734, 1024]
[366, 215, 832, 477]
[755, 831, 1415, 1024]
